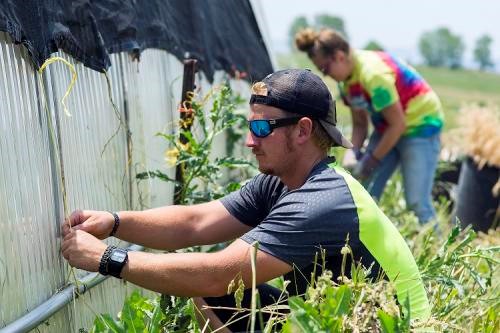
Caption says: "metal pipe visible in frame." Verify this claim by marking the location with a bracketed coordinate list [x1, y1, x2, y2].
[0, 244, 143, 333]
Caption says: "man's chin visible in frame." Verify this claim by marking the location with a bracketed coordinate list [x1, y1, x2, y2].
[258, 165, 275, 175]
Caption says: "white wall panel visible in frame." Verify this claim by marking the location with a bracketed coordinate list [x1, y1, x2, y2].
[0, 30, 251, 331]
[0, 32, 63, 328]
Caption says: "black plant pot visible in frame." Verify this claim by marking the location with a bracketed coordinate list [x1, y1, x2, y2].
[452, 157, 499, 232]
[432, 159, 462, 212]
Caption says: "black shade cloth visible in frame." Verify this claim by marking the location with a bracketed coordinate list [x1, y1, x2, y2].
[0, 0, 273, 82]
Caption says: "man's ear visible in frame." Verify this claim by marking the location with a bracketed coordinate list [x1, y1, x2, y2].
[297, 117, 313, 143]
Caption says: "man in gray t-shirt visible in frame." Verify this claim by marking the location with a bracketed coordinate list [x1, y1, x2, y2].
[62, 69, 428, 332]
[220, 157, 380, 294]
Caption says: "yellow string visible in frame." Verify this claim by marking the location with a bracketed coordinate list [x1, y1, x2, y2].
[37, 57, 82, 333]
[37, 57, 78, 222]
[38, 57, 77, 117]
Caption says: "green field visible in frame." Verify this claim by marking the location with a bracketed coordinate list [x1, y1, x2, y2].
[277, 53, 500, 131]
[416, 66, 500, 129]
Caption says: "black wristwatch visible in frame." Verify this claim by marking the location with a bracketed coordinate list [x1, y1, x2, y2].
[99, 245, 128, 278]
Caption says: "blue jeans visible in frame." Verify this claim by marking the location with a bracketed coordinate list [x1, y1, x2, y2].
[364, 132, 441, 223]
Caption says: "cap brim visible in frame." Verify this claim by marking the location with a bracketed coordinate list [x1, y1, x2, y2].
[319, 120, 353, 149]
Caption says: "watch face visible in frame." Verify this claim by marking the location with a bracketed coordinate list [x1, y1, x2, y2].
[111, 250, 127, 262]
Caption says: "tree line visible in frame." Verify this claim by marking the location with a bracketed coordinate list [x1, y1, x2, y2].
[288, 15, 495, 71]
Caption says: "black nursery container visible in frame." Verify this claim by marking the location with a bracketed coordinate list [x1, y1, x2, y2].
[453, 157, 499, 232]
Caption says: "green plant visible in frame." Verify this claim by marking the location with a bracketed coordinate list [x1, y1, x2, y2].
[90, 290, 199, 333]
[90, 290, 162, 332]
[136, 84, 255, 205]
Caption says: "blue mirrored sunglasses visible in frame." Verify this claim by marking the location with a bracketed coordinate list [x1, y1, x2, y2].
[248, 117, 303, 138]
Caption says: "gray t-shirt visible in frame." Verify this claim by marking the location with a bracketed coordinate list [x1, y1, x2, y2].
[220, 158, 380, 294]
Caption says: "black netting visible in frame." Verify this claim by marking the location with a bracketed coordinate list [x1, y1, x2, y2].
[0, 0, 273, 82]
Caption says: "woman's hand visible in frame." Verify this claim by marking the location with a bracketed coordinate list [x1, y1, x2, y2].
[352, 152, 380, 180]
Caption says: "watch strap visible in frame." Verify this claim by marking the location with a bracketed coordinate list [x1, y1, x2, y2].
[107, 248, 129, 279]
[108, 211, 120, 237]
[98, 245, 116, 276]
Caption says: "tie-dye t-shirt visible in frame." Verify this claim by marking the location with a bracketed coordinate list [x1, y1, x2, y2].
[339, 50, 444, 137]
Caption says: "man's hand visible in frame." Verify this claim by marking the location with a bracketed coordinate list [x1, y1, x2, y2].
[61, 230, 107, 272]
[352, 152, 380, 181]
[62, 210, 115, 239]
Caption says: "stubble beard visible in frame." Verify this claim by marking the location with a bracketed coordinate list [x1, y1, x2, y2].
[257, 132, 295, 176]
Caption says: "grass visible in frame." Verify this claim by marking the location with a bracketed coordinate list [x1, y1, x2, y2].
[416, 66, 500, 130]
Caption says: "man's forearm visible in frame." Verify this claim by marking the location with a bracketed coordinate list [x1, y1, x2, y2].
[115, 206, 197, 250]
[121, 251, 232, 297]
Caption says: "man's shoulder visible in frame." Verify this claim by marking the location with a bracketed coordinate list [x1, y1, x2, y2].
[248, 173, 283, 192]
[283, 166, 355, 211]
[303, 163, 348, 189]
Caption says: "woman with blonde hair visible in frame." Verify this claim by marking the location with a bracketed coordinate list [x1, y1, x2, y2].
[295, 28, 444, 224]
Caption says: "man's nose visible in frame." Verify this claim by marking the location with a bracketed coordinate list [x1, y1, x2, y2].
[245, 131, 258, 147]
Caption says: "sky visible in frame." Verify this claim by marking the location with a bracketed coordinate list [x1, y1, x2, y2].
[257, 0, 500, 70]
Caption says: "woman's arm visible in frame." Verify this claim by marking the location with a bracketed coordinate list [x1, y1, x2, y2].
[371, 102, 406, 160]
[350, 108, 369, 149]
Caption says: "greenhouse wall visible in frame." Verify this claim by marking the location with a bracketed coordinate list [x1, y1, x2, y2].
[0, 25, 254, 332]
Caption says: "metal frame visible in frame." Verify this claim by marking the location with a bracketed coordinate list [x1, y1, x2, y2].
[0, 245, 143, 333]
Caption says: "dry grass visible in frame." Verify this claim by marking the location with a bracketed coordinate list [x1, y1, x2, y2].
[442, 104, 500, 196]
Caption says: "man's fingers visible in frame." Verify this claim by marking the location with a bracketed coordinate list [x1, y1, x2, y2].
[68, 210, 83, 227]
[61, 241, 69, 256]
[62, 222, 70, 237]
[61, 236, 73, 256]
[68, 209, 96, 228]
[63, 229, 76, 242]
[76, 218, 99, 234]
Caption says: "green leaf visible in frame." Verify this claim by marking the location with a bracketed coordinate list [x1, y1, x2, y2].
[444, 225, 461, 251]
[225, 182, 241, 193]
[154, 132, 175, 141]
[377, 310, 397, 333]
[136, 170, 175, 182]
[332, 285, 351, 316]
[215, 156, 254, 168]
[92, 314, 124, 333]
[148, 302, 166, 333]
[288, 296, 322, 331]
[121, 291, 146, 333]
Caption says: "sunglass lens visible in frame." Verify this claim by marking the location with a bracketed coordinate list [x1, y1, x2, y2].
[249, 120, 271, 138]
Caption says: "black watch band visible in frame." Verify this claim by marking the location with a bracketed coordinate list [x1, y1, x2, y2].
[98, 245, 116, 276]
[107, 247, 129, 279]
[108, 211, 120, 237]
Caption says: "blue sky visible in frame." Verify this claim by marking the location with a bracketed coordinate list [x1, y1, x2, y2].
[259, 0, 500, 69]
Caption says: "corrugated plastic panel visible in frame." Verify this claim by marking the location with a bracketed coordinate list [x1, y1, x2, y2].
[0, 34, 252, 333]
[118, 50, 182, 210]
[38, 50, 134, 332]
[0, 32, 140, 332]
[0, 32, 64, 329]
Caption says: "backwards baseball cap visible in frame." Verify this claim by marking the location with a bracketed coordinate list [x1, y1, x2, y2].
[249, 69, 352, 149]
